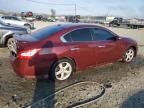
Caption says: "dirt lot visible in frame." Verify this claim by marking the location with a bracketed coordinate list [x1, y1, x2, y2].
[0, 22, 144, 108]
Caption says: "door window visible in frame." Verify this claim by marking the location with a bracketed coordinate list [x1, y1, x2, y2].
[69, 28, 92, 42]
[92, 28, 114, 41]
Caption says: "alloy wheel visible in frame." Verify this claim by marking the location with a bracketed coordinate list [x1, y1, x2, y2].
[124, 48, 135, 62]
[7, 38, 17, 53]
[55, 62, 72, 81]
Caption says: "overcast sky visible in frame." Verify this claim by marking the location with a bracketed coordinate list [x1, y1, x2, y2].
[0, 0, 144, 18]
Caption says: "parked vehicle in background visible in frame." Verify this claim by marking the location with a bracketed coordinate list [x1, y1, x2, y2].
[104, 16, 115, 25]
[42, 17, 48, 22]
[108, 17, 144, 29]
[47, 18, 56, 22]
[35, 15, 43, 21]
[35, 15, 55, 22]
[21, 11, 33, 17]
[0, 20, 29, 47]
[25, 17, 36, 22]
[109, 17, 123, 27]
[65, 15, 80, 23]
[0, 16, 34, 29]
[10, 24, 137, 81]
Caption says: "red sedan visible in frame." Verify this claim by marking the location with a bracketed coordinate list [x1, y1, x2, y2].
[10, 24, 138, 81]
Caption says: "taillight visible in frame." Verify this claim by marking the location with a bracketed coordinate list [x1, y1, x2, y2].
[18, 49, 40, 59]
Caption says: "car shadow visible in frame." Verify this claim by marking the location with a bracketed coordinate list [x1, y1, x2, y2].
[31, 79, 56, 108]
[22, 45, 144, 108]
[121, 90, 144, 108]
[28, 41, 58, 108]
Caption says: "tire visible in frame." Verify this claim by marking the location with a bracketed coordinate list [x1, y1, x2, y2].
[50, 59, 75, 81]
[7, 38, 15, 48]
[122, 47, 135, 63]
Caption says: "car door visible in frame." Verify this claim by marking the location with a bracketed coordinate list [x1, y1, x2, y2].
[0, 23, 10, 45]
[91, 28, 122, 64]
[1, 16, 11, 24]
[63, 28, 95, 70]
[0, 23, 7, 38]
[0, 24, 3, 41]
[2, 16, 15, 25]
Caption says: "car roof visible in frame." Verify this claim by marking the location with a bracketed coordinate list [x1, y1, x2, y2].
[52, 23, 116, 36]
[41, 23, 104, 33]
[1, 16, 18, 18]
[54, 23, 101, 29]
[2, 15, 14, 17]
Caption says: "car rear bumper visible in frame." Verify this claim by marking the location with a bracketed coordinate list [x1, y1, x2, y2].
[10, 52, 50, 79]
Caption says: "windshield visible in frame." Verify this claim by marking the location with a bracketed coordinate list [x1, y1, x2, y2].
[31, 25, 63, 40]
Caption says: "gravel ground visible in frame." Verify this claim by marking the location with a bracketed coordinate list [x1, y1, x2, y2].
[0, 22, 144, 108]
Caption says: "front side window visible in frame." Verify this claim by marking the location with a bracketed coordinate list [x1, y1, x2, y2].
[4, 16, 11, 20]
[92, 28, 114, 41]
[12, 17, 17, 20]
[12, 17, 20, 21]
[69, 28, 92, 42]
[1, 16, 6, 19]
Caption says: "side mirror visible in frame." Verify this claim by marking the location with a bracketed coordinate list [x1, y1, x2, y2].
[110, 36, 120, 41]
[115, 36, 121, 40]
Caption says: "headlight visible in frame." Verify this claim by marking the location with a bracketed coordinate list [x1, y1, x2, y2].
[27, 28, 31, 34]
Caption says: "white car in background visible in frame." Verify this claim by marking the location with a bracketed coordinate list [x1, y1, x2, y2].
[0, 16, 34, 29]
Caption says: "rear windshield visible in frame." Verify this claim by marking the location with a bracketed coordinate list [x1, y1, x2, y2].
[31, 25, 63, 40]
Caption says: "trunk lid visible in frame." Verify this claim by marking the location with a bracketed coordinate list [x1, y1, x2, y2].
[9, 34, 39, 55]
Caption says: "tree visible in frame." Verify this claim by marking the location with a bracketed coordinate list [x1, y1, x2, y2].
[50, 9, 56, 18]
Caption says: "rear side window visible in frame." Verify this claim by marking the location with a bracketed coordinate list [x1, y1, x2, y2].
[63, 33, 72, 42]
[92, 28, 114, 41]
[31, 25, 63, 40]
[12, 17, 18, 20]
[69, 28, 92, 42]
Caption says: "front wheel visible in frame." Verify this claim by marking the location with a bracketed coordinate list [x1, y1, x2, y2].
[50, 59, 74, 81]
[122, 48, 135, 63]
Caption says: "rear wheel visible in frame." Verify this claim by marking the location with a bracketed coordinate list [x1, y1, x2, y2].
[7, 38, 15, 48]
[122, 47, 135, 63]
[50, 59, 75, 81]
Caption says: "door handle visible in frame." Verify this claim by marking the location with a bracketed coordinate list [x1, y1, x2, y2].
[70, 48, 80, 51]
[97, 45, 105, 48]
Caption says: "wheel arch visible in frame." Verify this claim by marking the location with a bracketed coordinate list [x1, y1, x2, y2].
[50, 56, 77, 73]
[128, 45, 137, 57]
[24, 23, 30, 25]
[2, 31, 14, 46]
[59, 57, 76, 69]
[24, 23, 31, 27]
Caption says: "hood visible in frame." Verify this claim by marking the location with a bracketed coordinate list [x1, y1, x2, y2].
[6, 23, 27, 29]
[1, 23, 27, 31]
[0, 19, 27, 29]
